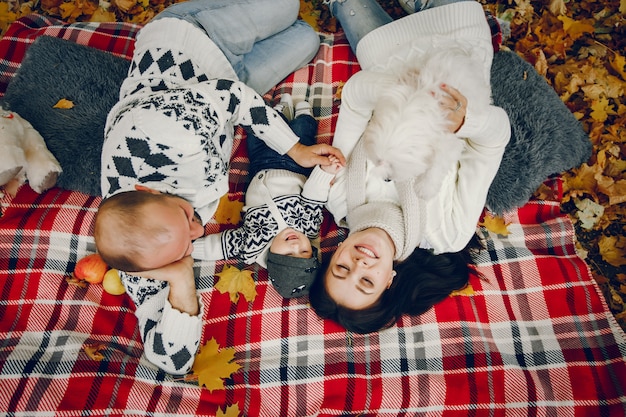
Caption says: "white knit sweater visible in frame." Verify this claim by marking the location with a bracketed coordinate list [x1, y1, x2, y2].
[326, 2, 511, 260]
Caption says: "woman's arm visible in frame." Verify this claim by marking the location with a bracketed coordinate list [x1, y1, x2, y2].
[426, 86, 511, 253]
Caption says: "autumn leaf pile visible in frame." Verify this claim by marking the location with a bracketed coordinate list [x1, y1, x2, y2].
[0, 0, 624, 335]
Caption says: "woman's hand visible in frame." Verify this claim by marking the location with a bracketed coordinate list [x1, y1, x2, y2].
[439, 83, 467, 133]
[287, 142, 346, 168]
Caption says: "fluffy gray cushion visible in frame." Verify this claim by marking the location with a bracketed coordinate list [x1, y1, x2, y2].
[2, 37, 591, 212]
[2, 36, 129, 196]
[487, 51, 591, 213]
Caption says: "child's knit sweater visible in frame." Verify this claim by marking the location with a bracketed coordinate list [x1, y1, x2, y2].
[193, 167, 334, 266]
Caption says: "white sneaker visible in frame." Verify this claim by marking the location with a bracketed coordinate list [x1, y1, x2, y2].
[399, 0, 416, 14]
[294, 101, 312, 118]
[274, 93, 294, 121]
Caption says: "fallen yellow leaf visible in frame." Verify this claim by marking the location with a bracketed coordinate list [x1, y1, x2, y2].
[215, 265, 257, 303]
[479, 213, 511, 236]
[53, 98, 75, 109]
[217, 403, 242, 417]
[191, 338, 241, 392]
[84, 343, 106, 361]
[214, 194, 243, 225]
[450, 283, 475, 297]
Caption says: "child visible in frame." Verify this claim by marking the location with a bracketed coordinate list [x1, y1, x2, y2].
[93, 0, 345, 375]
[193, 95, 342, 298]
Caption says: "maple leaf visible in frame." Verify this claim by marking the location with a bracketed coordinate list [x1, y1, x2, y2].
[53, 98, 75, 109]
[217, 403, 242, 417]
[574, 198, 604, 230]
[479, 213, 511, 236]
[84, 343, 106, 361]
[590, 96, 614, 122]
[214, 194, 243, 225]
[215, 265, 257, 303]
[59, 0, 97, 20]
[191, 338, 241, 392]
[557, 15, 594, 39]
[299, 0, 321, 32]
[90, 6, 117, 22]
[609, 53, 626, 81]
[598, 235, 626, 267]
[450, 283, 475, 297]
[0, 3, 17, 34]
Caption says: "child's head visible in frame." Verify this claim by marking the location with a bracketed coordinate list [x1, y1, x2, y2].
[94, 190, 204, 272]
[266, 228, 319, 298]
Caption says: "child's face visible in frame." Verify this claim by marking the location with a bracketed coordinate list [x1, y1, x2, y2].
[270, 228, 313, 259]
[135, 196, 204, 270]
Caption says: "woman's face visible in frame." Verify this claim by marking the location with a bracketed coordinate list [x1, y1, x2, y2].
[324, 228, 396, 310]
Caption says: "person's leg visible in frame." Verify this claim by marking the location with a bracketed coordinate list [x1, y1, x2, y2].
[325, 0, 393, 54]
[247, 113, 318, 177]
[241, 20, 320, 95]
[154, 0, 317, 94]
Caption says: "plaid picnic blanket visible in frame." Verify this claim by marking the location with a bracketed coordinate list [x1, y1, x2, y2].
[1, 14, 626, 417]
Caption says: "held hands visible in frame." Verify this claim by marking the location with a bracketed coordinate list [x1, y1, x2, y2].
[320, 155, 343, 175]
[287, 142, 346, 170]
[438, 84, 467, 133]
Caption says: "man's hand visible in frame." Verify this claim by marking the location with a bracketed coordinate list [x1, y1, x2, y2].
[133, 256, 199, 316]
[287, 142, 346, 168]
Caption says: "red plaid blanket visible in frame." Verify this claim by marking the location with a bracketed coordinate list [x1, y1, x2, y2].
[1, 15, 625, 417]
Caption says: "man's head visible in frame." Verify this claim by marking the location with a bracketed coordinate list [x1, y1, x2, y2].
[94, 189, 204, 272]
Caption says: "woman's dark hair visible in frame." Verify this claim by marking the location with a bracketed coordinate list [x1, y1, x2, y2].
[309, 234, 483, 334]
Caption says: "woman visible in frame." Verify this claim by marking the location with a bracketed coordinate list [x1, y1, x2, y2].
[309, 0, 511, 333]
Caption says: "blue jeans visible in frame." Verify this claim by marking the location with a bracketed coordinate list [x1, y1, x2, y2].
[155, 0, 320, 94]
[247, 115, 318, 177]
[329, 0, 471, 54]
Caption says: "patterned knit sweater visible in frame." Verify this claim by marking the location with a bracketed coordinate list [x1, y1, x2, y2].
[193, 167, 334, 267]
[100, 19, 301, 375]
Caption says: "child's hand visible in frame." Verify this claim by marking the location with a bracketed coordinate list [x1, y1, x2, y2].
[287, 142, 346, 168]
[320, 155, 343, 175]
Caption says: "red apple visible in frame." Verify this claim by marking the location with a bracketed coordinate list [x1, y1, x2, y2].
[74, 253, 108, 284]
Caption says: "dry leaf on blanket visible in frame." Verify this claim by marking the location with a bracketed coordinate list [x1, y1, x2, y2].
[83, 343, 106, 361]
[217, 403, 242, 417]
[480, 213, 511, 236]
[191, 338, 241, 392]
[214, 194, 243, 225]
[450, 283, 475, 297]
[52, 98, 74, 109]
[215, 265, 257, 303]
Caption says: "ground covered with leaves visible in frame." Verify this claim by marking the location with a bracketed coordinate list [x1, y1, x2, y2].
[1, 0, 625, 331]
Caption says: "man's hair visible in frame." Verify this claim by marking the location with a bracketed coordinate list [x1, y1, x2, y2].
[94, 191, 171, 272]
[309, 235, 483, 334]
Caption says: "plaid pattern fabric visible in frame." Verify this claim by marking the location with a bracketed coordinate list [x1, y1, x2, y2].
[1, 15, 626, 417]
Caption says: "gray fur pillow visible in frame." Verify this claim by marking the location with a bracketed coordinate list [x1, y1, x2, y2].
[487, 51, 591, 213]
[2, 36, 129, 196]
